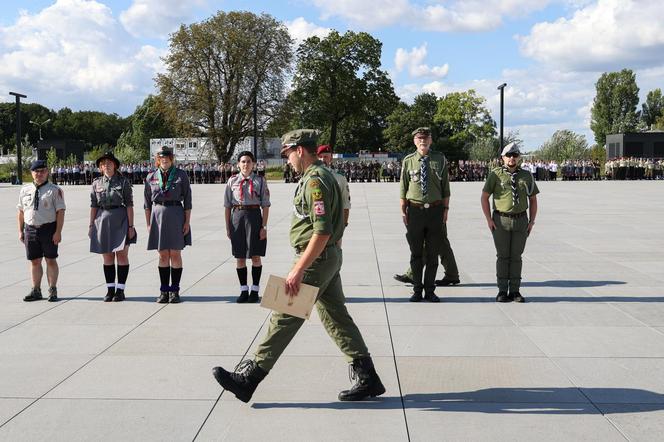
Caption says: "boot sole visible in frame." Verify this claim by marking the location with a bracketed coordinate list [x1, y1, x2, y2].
[212, 367, 252, 403]
[338, 384, 386, 401]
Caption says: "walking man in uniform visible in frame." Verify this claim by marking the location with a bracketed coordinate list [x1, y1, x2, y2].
[481, 143, 539, 303]
[400, 127, 449, 302]
[213, 129, 385, 403]
[17, 160, 66, 302]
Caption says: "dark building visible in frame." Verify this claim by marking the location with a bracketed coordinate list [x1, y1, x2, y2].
[35, 139, 86, 162]
[606, 131, 664, 159]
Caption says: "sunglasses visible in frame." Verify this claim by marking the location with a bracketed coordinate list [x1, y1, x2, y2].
[505, 153, 520, 158]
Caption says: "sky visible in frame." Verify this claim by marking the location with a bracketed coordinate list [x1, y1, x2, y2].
[2, 0, 664, 149]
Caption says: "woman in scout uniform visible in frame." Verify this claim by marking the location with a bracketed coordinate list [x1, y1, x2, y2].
[481, 142, 539, 303]
[144, 147, 192, 304]
[89, 152, 136, 302]
[224, 151, 271, 303]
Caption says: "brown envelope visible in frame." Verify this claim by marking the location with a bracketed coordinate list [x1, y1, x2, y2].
[260, 275, 318, 320]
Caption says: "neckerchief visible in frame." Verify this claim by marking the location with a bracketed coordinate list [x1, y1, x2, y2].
[158, 166, 176, 195]
[103, 174, 113, 207]
[420, 155, 429, 196]
[33, 180, 48, 210]
[238, 173, 254, 202]
[503, 167, 520, 206]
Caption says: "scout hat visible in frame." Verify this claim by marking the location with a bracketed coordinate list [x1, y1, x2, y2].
[280, 129, 319, 156]
[316, 144, 332, 155]
[411, 127, 431, 137]
[30, 160, 47, 171]
[156, 146, 174, 157]
[500, 142, 521, 157]
[96, 151, 120, 169]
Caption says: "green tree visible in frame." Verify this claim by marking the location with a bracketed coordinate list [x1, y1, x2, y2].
[640, 88, 664, 129]
[157, 11, 293, 162]
[468, 137, 499, 162]
[433, 89, 496, 160]
[536, 130, 589, 163]
[290, 30, 398, 149]
[115, 95, 174, 160]
[590, 69, 639, 145]
[384, 93, 438, 152]
[46, 147, 58, 169]
[655, 114, 664, 130]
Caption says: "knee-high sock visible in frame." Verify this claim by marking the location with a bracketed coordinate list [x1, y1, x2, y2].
[116, 265, 129, 290]
[171, 267, 183, 289]
[236, 267, 248, 289]
[103, 265, 116, 288]
[158, 266, 170, 291]
[251, 265, 262, 291]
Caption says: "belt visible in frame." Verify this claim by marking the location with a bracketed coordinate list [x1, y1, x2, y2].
[232, 205, 260, 210]
[409, 200, 444, 209]
[26, 221, 55, 229]
[99, 205, 121, 210]
[495, 210, 527, 218]
[154, 201, 182, 207]
[294, 244, 337, 254]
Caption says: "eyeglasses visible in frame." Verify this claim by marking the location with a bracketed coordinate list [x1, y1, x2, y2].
[505, 153, 520, 158]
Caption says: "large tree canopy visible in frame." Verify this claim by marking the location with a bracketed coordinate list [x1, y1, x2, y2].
[640, 88, 664, 129]
[156, 11, 292, 162]
[590, 69, 639, 146]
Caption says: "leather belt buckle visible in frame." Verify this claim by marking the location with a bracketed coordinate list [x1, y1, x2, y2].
[424, 203, 430, 209]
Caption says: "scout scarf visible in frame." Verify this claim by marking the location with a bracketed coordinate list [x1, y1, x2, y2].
[102, 175, 113, 207]
[503, 167, 519, 207]
[238, 173, 254, 202]
[33, 180, 48, 210]
[420, 155, 429, 195]
[158, 166, 176, 195]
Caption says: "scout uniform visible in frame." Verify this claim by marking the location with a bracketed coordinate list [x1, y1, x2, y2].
[400, 128, 450, 300]
[213, 129, 384, 404]
[483, 144, 539, 298]
[224, 162, 271, 303]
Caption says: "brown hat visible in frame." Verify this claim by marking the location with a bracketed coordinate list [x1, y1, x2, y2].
[280, 129, 319, 156]
[412, 127, 431, 137]
[156, 146, 174, 157]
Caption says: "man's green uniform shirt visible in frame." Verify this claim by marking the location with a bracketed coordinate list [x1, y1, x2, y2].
[399, 151, 450, 203]
[483, 167, 540, 214]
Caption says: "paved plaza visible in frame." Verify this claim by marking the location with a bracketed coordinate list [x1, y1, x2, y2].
[1, 180, 663, 441]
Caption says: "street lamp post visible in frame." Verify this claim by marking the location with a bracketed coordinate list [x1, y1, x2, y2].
[9, 91, 27, 185]
[29, 118, 51, 141]
[497, 83, 507, 154]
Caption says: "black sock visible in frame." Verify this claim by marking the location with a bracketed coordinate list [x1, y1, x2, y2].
[236, 267, 248, 287]
[158, 266, 170, 290]
[251, 265, 262, 288]
[103, 264, 116, 285]
[171, 267, 183, 289]
[117, 264, 129, 286]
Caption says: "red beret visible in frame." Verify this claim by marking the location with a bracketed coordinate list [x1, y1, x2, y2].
[317, 144, 332, 155]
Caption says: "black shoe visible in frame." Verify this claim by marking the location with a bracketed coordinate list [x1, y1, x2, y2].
[409, 292, 423, 302]
[424, 292, 440, 303]
[157, 291, 169, 303]
[23, 287, 43, 302]
[113, 289, 125, 302]
[169, 291, 181, 303]
[512, 292, 525, 303]
[47, 287, 58, 302]
[393, 273, 413, 284]
[104, 287, 115, 302]
[435, 277, 460, 286]
[236, 290, 249, 303]
[248, 290, 259, 303]
[338, 357, 386, 401]
[212, 360, 267, 403]
[496, 291, 512, 302]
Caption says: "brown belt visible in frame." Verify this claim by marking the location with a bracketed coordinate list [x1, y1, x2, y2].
[232, 204, 260, 210]
[409, 200, 444, 209]
[495, 210, 527, 218]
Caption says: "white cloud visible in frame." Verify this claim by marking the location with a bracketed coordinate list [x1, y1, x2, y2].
[285, 17, 332, 46]
[311, 0, 552, 31]
[0, 0, 162, 115]
[518, 0, 664, 71]
[120, 0, 206, 39]
[394, 44, 449, 79]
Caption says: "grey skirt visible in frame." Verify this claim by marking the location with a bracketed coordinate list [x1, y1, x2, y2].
[90, 207, 137, 254]
[230, 208, 266, 258]
[147, 204, 192, 251]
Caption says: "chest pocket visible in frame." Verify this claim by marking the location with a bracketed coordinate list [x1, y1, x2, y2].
[519, 175, 536, 196]
[409, 170, 420, 183]
[22, 194, 33, 207]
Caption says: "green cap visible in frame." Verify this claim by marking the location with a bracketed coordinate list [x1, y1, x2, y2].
[280, 129, 319, 155]
[412, 127, 431, 137]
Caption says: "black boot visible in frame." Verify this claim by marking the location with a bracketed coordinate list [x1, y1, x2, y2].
[409, 291, 423, 302]
[104, 287, 115, 302]
[338, 357, 386, 401]
[212, 360, 267, 403]
[496, 291, 511, 302]
[157, 291, 169, 304]
[511, 292, 525, 303]
[236, 290, 249, 303]
[169, 287, 181, 304]
[23, 287, 43, 302]
[248, 290, 259, 303]
[113, 289, 125, 302]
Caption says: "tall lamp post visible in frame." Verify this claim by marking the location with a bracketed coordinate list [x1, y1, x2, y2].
[30, 118, 51, 141]
[497, 83, 507, 154]
[9, 91, 27, 185]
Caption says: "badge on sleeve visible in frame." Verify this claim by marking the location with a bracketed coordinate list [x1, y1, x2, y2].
[313, 200, 325, 216]
[312, 189, 323, 200]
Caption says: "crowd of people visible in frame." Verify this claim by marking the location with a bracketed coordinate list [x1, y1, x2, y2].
[605, 157, 664, 180]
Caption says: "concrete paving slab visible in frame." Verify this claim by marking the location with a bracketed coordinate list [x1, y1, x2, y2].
[0, 399, 33, 426]
[500, 303, 643, 326]
[600, 404, 664, 441]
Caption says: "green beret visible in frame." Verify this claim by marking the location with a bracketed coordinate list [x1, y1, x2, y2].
[412, 127, 431, 137]
[280, 129, 320, 155]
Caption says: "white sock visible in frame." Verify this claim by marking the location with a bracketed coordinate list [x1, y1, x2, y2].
[251, 285, 260, 292]
[116, 284, 125, 290]
[107, 283, 115, 288]
[240, 285, 249, 292]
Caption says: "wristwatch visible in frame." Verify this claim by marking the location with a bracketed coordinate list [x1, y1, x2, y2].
[262, 225, 267, 230]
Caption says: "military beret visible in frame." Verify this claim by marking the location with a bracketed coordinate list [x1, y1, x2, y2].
[500, 142, 521, 157]
[280, 129, 319, 156]
[316, 144, 332, 155]
[156, 146, 174, 157]
[412, 127, 431, 137]
[30, 160, 47, 171]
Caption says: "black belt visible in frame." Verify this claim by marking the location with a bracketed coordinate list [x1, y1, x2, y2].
[495, 210, 527, 218]
[232, 205, 260, 210]
[154, 201, 182, 207]
[26, 221, 56, 230]
[409, 200, 444, 209]
[99, 205, 121, 210]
